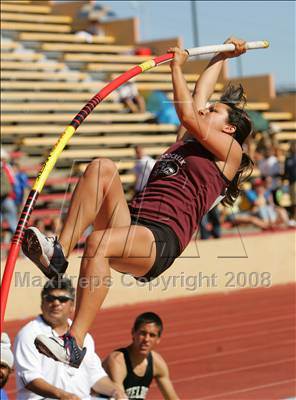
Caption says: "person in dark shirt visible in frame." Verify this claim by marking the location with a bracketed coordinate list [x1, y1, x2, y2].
[11, 161, 29, 211]
[22, 37, 254, 368]
[101, 312, 178, 400]
[284, 142, 296, 220]
[1, 149, 18, 243]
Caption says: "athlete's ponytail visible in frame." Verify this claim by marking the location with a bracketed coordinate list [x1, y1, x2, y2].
[222, 152, 254, 207]
[220, 84, 254, 206]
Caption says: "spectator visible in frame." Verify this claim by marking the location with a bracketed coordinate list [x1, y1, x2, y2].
[1, 149, 18, 242]
[262, 176, 296, 227]
[46, 216, 62, 237]
[263, 174, 283, 207]
[224, 194, 269, 231]
[133, 146, 156, 193]
[78, 0, 114, 23]
[199, 205, 221, 239]
[0, 332, 14, 400]
[11, 161, 29, 211]
[85, 17, 105, 37]
[102, 312, 179, 400]
[117, 82, 146, 114]
[284, 141, 296, 220]
[248, 178, 277, 224]
[75, 18, 105, 43]
[257, 145, 281, 190]
[34, 218, 47, 233]
[146, 91, 180, 126]
[75, 1, 116, 42]
[246, 178, 294, 228]
[14, 278, 126, 400]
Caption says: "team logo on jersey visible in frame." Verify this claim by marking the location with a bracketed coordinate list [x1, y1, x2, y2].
[150, 152, 187, 180]
[151, 159, 179, 179]
[126, 385, 148, 399]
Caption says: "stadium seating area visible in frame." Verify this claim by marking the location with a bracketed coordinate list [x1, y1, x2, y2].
[1, 0, 295, 249]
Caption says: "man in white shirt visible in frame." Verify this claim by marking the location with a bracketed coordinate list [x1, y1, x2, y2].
[133, 146, 156, 193]
[117, 83, 146, 114]
[1, 332, 14, 400]
[14, 278, 126, 400]
[257, 146, 281, 190]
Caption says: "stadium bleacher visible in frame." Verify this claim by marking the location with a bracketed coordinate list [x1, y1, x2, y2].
[1, 4, 295, 399]
[1, 0, 295, 246]
[19, 32, 115, 44]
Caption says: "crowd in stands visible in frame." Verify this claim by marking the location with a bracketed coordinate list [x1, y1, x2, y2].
[200, 130, 296, 239]
[117, 83, 146, 114]
[75, 0, 115, 42]
[1, 125, 296, 251]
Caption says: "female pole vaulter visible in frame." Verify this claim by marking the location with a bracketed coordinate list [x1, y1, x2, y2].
[22, 37, 254, 368]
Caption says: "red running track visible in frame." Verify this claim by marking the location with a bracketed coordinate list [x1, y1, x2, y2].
[4, 283, 296, 399]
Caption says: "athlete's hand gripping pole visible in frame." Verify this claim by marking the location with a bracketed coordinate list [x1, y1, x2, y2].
[185, 40, 269, 56]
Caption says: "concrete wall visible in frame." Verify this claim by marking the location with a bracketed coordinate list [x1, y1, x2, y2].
[50, 1, 82, 19]
[182, 58, 227, 82]
[103, 18, 140, 45]
[2, 231, 295, 321]
[137, 37, 183, 55]
[270, 93, 296, 119]
[224, 74, 276, 101]
[70, 14, 139, 44]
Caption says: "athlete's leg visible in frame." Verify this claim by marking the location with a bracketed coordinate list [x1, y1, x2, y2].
[71, 224, 156, 346]
[22, 158, 132, 278]
[58, 158, 131, 256]
[35, 224, 156, 367]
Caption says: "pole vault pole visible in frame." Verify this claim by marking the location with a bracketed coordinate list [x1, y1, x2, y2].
[0, 40, 269, 330]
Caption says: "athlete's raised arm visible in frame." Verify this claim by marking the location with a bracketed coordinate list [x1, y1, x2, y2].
[173, 37, 246, 142]
[169, 37, 247, 163]
[192, 37, 246, 109]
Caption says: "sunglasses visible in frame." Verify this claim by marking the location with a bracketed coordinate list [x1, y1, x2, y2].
[43, 294, 74, 303]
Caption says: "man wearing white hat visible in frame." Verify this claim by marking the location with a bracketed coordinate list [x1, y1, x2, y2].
[0, 332, 14, 400]
[14, 278, 126, 399]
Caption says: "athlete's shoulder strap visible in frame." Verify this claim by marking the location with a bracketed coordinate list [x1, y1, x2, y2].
[147, 351, 153, 377]
[116, 347, 133, 374]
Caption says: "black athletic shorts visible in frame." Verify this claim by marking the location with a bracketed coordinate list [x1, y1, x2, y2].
[130, 215, 181, 281]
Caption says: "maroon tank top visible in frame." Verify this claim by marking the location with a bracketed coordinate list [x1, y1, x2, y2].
[129, 139, 230, 252]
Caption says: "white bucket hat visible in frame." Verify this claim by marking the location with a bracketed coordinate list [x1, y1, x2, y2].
[1, 148, 9, 160]
[1, 332, 14, 369]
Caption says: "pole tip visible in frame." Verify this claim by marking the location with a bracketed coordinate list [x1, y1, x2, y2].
[263, 40, 270, 48]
